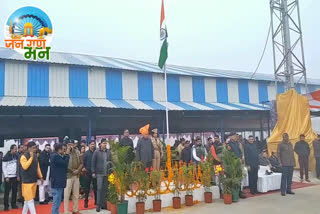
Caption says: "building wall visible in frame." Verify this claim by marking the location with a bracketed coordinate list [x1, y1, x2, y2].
[0, 60, 319, 106]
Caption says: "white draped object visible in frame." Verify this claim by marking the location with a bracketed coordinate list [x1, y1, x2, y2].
[257, 165, 282, 193]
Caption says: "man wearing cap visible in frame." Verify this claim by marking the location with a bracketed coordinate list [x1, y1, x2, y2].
[294, 134, 310, 182]
[313, 134, 320, 179]
[136, 124, 154, 169]
[20, 141, 43, 214]
[64, 140, 83, 214]
[278, 133, 295, 196]
[151, 128, 163, 170]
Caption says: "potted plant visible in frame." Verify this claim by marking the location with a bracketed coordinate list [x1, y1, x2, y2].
[172, 167, 182, 209]
[134, 162, 149, 214]
[221, 177, 233, 204]
[231, 156, 244, 202]
[220, 148, 236, 205]
[182, 163, 195, 206]
[108, 173, 118, 214]
[200, 159, 214, 203]
[112, 144, 133, 214]
[150, 169, 163, 212]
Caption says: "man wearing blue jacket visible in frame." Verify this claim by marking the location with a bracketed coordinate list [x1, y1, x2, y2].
[51, 143, 70, 214]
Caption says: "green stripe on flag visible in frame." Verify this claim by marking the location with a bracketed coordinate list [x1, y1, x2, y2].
[158, 39, 168, 69]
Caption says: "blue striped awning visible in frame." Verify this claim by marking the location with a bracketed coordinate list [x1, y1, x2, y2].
[0, 96, 269, 111]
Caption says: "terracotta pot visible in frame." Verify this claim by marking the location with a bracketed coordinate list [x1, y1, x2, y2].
[185, 195, 193, 206]
[224, 194, 232, 205]
[204, 192, 213, 203]
[153, 199, 162, 212]
[136, 202, 145, 214]
[107, 201, 111, 211]
[111, 203, 118, 214]
[172, 197, 181, 209]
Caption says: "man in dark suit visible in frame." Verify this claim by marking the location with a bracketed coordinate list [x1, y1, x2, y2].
[244, 135, 259, 195]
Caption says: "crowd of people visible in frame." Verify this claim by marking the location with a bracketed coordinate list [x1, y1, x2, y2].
[0, 128, 319, 214]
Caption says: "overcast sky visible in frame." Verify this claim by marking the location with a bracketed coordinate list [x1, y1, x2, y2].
[0, 0, 319, 79]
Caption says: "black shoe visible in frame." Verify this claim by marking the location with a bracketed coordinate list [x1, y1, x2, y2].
[286, 191, 295, 195]
[40, 201, 48, 205]
[96, 206, 101, 212]
[84, 201, 88, 208]
[281, 193, 286, 196]
[101, 206, 107, 210]
[11, 205, 18, 209]
[4, 206, 9, 211]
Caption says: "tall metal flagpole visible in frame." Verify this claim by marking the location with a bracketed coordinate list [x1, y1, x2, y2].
[163, 65, 170, 140]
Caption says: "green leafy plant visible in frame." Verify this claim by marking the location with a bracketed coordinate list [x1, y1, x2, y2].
[150, 169, 162, 200]
[220, 147, 244, 194]
[182, 163, 195, 196]
[133, 162, 149, 203]
[111, 143, 133, 203]
[200, 158, 214, 192]
[172, 167, 182, 197]
[107, 181, 118, 204]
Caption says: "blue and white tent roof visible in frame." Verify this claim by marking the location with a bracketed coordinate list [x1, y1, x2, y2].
[1, 47, 319, 85]
[0, 48, 319, 111]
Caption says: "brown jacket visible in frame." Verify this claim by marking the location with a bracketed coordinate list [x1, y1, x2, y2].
[67, 147, 82, 178]
[277, 141, 296, 167]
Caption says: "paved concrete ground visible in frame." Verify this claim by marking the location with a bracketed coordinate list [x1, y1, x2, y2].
[82, 185, 320, 214]
[1, 170, 318, 213]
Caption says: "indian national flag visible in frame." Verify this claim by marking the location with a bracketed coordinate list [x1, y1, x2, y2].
[158, 0, 168, 69]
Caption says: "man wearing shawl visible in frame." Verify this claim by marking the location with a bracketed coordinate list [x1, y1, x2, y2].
[136, 124, 154, 168]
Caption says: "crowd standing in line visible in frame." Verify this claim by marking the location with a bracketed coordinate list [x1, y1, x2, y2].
[1, 131, 320, 213]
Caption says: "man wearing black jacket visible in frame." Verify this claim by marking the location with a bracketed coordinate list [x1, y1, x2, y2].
[83, 140, 97, 208]
[244, 136, 259, 195]
[38, 144, 51, 204]
[119, 129, 134, 163]
[181, 141, 192, 164]
[92, 139, 112, 212]
[294, 134, 310, 182]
